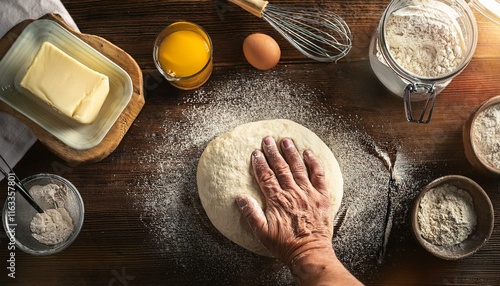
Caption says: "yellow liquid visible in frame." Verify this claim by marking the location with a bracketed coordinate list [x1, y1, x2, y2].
[158, 30, 210, 78]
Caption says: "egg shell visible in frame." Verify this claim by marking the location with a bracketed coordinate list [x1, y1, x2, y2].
[243, 33, 281, 70]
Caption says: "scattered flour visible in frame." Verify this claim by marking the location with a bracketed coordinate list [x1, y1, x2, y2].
[417, 183, 477, 246]
[128, 70, 423, 283]
[385, 0, 465, 78]
[472, 103, 500, 170]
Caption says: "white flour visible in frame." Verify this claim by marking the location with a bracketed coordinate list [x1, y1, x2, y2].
[30, 208, 74, 245]
[128, 70, 424, 283]
[29, 183, 67, 208]
[29, 184, 74, 245]
[472, 103, 500, 170]
[385, 0, 465, 78]
[417, 183, 477, 246]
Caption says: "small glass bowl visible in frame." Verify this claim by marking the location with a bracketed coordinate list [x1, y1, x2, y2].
[411, 175, 494, 260]
[2, 174, 84, 255]
[153, 21, 213, 90]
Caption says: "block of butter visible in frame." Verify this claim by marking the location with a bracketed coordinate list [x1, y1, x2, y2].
[20, 42, 110, 124]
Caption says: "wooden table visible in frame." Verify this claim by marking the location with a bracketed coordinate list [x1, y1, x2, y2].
[1, 0, 499, 285]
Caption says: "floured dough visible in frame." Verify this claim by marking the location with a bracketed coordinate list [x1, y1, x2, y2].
[197, 119, 343, 256]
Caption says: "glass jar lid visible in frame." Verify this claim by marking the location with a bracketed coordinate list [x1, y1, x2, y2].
[470, 0, 500, 24]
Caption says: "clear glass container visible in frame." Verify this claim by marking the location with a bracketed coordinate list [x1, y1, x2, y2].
[2, 174, 84, 255]
[153, 21, 213, 90]
[369, 0, 478, 123]
[469, 0, 500, 25]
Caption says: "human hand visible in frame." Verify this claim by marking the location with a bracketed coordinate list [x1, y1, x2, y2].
[235, 136, 334, 265]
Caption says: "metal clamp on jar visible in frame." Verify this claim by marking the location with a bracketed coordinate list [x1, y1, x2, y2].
[369, 0, 478, 123]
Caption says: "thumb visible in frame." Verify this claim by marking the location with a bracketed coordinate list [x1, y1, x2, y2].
[235, 195, 268, 239]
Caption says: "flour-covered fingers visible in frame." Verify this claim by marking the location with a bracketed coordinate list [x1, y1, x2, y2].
[280, 138, 311, 189]
[304, 150, 328, 194]
[261, 136, 296, 189]
[251, 149, 282, 198]
[235, 195, 269, 240]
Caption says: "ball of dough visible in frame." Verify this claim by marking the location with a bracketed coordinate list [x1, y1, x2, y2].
[243, 33, 281, 70]
[197, 119, 343, 256]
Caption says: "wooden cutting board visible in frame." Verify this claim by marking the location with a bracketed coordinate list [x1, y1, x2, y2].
[0, 14, 145, 164]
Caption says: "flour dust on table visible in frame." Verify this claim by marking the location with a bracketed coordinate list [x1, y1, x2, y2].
[128, 70, 423, 283]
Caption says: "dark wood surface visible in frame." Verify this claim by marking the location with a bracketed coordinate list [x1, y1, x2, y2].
[1, 0, 499, 285]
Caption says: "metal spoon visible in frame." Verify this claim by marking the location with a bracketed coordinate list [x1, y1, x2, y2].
[0, 154, 44, 213]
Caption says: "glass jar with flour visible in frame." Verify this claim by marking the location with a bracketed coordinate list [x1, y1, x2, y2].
[369, 0, 478, 123]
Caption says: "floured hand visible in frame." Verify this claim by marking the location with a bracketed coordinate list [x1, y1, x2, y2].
[236, 136, 362, 286]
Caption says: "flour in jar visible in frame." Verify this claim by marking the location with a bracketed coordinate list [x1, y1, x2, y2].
[385, 0, 466, 78]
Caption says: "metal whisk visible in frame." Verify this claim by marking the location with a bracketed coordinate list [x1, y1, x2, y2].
[228, 0, 352, 62]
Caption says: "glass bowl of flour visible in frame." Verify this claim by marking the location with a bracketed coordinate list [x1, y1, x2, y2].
[463, 95, 500, 177]
[411, 175, 494, 260]
[2, 174, 84, 255]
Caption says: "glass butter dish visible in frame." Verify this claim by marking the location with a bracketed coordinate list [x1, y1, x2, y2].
[0, 20, 133, 150]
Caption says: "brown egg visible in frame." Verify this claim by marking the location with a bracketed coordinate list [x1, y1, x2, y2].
[243, 33, 281, 70]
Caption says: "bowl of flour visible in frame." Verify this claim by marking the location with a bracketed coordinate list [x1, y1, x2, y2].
[463, 95, 500, 177]
[2, 174, 84, 255]
[411, 175, 494, 260]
